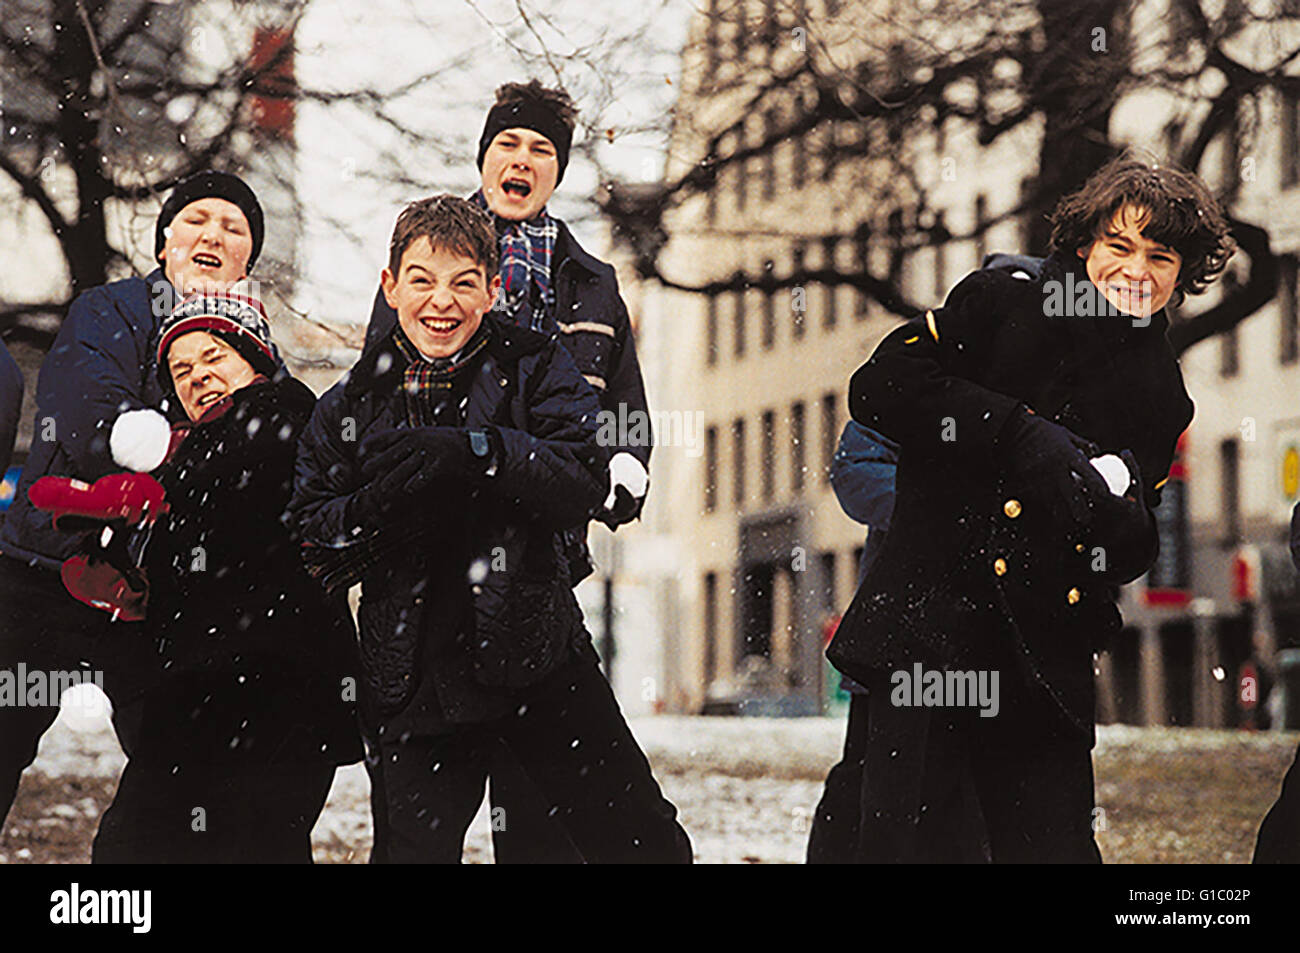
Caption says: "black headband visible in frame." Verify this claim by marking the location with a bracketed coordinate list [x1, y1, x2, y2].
[476, 100, 573, 185]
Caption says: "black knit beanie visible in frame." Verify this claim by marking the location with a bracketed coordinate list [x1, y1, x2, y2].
[476, 99, 573, 185]
[154, 170, 265, 270]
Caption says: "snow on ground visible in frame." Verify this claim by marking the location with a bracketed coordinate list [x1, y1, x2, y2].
[13, 699, 1300, 863]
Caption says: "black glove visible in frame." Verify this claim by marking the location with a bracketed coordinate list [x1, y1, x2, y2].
[596, 484, 641, 529]
[999, 408, 1109, 529]
[1077, 449, 1156, 581]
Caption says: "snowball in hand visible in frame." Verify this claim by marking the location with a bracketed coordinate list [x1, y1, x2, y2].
[1089, 454, 1132, 496]
[110, 409, 171, 472]
[604, 452, 649, 510]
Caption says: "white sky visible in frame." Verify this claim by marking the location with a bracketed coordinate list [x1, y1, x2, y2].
[292, 0, 691, 326]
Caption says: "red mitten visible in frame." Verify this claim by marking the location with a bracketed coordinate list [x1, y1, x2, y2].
[60, 554, 148, 622]
[29, 472, 168, 526]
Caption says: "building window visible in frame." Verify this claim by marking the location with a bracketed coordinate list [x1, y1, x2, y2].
[762, 109, 777, 201]
[792, 127, 807, 191]
[733, 275, 746, 357]
[762, 260, 776, 349]
[1221, 323, 1240, 377]
[822, 236, 839, 328]
[791, 401, 806, 493]
[761, 409, 776, 501]
[1220, 438, 1240, 546]
[706, 295, 719, 366]
[734, 129, 749, 213]
[821, 120, 836, 182]
[819, 551, 837, 611]
[887, 208, 905, 289]
[704, 426, 718, 512]
[932, 210, 948, 302]
[792, 242, 807, 340]
[733, 417, 747, 506]
[821, 392, 837, 486]
[1282, 255, 1298, 365]
[974, 193, 988, 266]
[703, 572, 718, 684]
[854, 226, 870, 318]
[1283, 91, 1300, 190]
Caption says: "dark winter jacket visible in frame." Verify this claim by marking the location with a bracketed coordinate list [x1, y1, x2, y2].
[0, 340, 21, 478]
[130, 376, 362, 767]
[827, 251, 1193, 736]
[365, 219, 649, 579]
[2, 270, 178, 568]
[289, 313, 609, 727]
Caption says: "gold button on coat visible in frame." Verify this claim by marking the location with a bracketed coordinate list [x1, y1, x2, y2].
[1003, 499, 1022, 518]
[993, 558, 1008, 576]
[1067, 587, 1081, 605]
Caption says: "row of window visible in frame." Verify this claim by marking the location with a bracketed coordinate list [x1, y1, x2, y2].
[702, 204, 990, 364]
[1220, 256, 1300, 375]
[702, 394, 839, 512]
[699, 543, 861, 682]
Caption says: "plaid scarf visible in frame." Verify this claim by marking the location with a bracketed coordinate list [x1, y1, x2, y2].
[471, 189, 558, 332]
[391, 322, 491, 428]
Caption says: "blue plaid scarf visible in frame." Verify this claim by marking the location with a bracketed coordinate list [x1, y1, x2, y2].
[471, 189, 558, 332]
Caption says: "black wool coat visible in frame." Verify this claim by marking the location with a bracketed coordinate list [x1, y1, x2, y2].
[827, 251, 1194, 736]
[133, 376, 362, 768]
[289, 314, 609, 728]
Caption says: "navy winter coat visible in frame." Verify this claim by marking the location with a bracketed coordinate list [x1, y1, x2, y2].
[289, 313, 609, 726]
[1, 270, 176, 568]
[0, 340, 21, 478]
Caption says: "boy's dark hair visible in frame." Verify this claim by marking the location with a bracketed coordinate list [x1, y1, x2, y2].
[387, 194, 500, 277]
[1049, 152, 1235, 301]
[493, 79, 578, 132]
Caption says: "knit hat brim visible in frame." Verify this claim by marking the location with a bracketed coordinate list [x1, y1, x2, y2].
[157, 293, 279, 392]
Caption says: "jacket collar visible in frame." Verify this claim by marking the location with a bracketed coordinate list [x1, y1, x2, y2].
[343, 312, 552, 398]
[553, 219, 605, 277]
[1041, 249, 1171, 340]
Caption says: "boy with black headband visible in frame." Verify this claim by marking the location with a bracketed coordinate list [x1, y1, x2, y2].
[363, 79, 654, 862]
[292, 194, 691, 864]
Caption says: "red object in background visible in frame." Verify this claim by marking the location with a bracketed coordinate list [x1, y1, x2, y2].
[822, 614, 841, 647]
[1240, 661, 1258, 711]
[1232, 550, 1258, 601]
[248, 27, 295, 140]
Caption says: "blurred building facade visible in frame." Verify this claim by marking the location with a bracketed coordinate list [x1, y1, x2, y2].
[621, 0, 1300, 725]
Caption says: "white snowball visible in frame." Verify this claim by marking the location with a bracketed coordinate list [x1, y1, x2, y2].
[1090, 454, 1132, 496]
[110, 408, 171, 472]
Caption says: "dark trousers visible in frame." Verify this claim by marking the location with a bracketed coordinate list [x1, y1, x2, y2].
[1255, 739, 1300, 863]
[0, 556, 150, 828]
[854, 669, 1102, 864]
[368, 655, 692, 864]
[807, 693, 869, 864]
[93, 758, 335, 863]
[487, 739, 583, 863]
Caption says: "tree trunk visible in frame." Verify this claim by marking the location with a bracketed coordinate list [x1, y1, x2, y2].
[54, 0, 110, 298]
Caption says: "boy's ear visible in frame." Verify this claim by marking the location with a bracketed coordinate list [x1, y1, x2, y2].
[381, 267, 399, 309]
[486, 272, 502, 312]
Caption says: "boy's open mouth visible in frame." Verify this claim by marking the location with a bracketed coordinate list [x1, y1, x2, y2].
[196, 390, 225, 407]
[420, 316, 462, 335]
[192, 252, 224, 269]
[502, 178, 532, 197]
